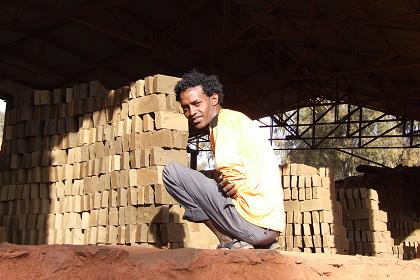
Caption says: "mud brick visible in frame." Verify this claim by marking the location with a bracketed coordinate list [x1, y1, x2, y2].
[27, 214, 38, 230]
[98, 208, 108, 226]
[31, 198, 41, 214]
[303, 235, 314, 247]
[359, 188, 367, 198]
[322, 235, 335, 247]
[302, 223, 312, 236]
[305, 188, 312, 200]
[107, 225, 118, 244]
[283, 200, 299, 212]
[293, 235, 303, 248]
[136, 206, 154, 223]
[73, 196, 82, 213]
[367, 189, 379, 201]
[61, 180, 71, 197]
[293, 223, 302, 236]
[312, 186, 329, 199]
[298, 188, 305, 201]
[125, 206, 137, 225]
[290, 187, 298, 200]
[87, 226, 98, 245]
[129, 150, 141, 169]
[143, 76, 154, 95]
[138, 166, 164, 185]
[117, 188, 128, 207]
[69, 212, 81, 229]
[155, 184, 178, 205]
[118, 207, 126, 225]
[50, 150, 67, 166]
[150, 148, 187, 166]
[154, 111, 188, 132]
[71, 228, 84, 245]
[291, 211, 301, 224]
[303, 212, 312, 224]
[135, 94, 167, 115]
[120, 169, 130, 188]
[146, 223, 159, 243]
[171, 130, 189, 149]
[109, 172, 119, 190]
[103, 124, 112, 141]
[99, 174, 110, 191]
[100, 190, 109, 208]
[319, 210, 334, 223]
[130, 79, 145, 99]
[120, 152, 130, 170]
[129, 116, 142, 135]
[300, 198, 333, 212]
[122, 134, 130, 153]
[91, 176, 100, 193]
[347, 198, 355, 209]
[151, 129, 173, 148]
[88, 209, 98, 227]
[320, 223, 330, 235]
[143, 114, 155, 131]
[108, 207, 118, 225]
[125, 224, 137, 244]
[92, 192, 101, 209]
[127, 187, 138, 205]
[286, 211, 293, 224]
[40, 198, 50, 214]
[143, 185, 155, 204]
[283, 188, 291, 200]
[55, 213, 63, 230]
[167, 223, 189, 243]
[151, 74, 180, 94]
[62, 164, 74, 180]
[313, 222, 321, 235]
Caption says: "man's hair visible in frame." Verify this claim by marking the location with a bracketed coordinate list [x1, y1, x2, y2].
[174, 70, 224, 104]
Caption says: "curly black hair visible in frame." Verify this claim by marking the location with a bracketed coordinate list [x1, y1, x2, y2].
[174, 70, 224, 104]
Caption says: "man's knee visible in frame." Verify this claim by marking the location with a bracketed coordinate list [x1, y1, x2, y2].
[162, 161, 183, 189]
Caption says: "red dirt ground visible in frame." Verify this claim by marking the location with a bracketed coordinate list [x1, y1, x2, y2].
[0, 242, 418, 280]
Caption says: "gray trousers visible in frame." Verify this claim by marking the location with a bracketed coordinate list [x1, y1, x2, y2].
[162, 162, 277, 246]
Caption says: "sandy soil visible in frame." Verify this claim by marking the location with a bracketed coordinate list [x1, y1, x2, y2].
[0, 242, 418, 280]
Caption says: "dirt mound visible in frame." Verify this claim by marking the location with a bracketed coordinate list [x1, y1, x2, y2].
[0, 242, 418, 280]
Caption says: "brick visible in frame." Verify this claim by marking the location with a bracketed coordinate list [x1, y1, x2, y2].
[98, 208, 108, 226]
[137, 166, 164, 185]
[135, 94, 166, 114]
[155, 111, 188, 131]
[143, 114, 154, 131]
[155, 184, 178, 205]
[152, 74, 180, 94]
[128, 187, 138, 205]
[125, 224, 137, 244]
[107, 225, 118, 244]
[144, 185, 154, 204]
[149, 148, 187, 166]
[117, 188, 128, 207]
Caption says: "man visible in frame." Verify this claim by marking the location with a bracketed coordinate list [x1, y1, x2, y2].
[162, 70, 285, 249]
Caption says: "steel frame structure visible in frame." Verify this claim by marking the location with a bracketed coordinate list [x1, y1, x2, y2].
[188, 98, 420, 167]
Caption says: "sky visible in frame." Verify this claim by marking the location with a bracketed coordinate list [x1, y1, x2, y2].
[0, 100, 5, 112]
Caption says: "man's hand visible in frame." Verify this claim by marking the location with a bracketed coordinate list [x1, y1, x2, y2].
[217, 174, 239, 199]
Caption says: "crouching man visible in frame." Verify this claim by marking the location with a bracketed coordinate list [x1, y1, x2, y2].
[162, 70, 285, 249]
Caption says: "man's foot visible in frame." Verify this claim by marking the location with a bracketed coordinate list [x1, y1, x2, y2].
[216, 239, 254, 250]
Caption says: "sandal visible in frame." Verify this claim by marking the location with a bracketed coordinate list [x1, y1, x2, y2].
[216, 239, 254, 250]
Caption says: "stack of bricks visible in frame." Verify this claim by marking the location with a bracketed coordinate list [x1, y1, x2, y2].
[0, 74, 218, 248]
[278, 163, 348, 254]
[336, 187, 394, 258]
[388, 212, 420, 260]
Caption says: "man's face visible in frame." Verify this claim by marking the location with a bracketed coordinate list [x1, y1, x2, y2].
[179, 85, 219, 129]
